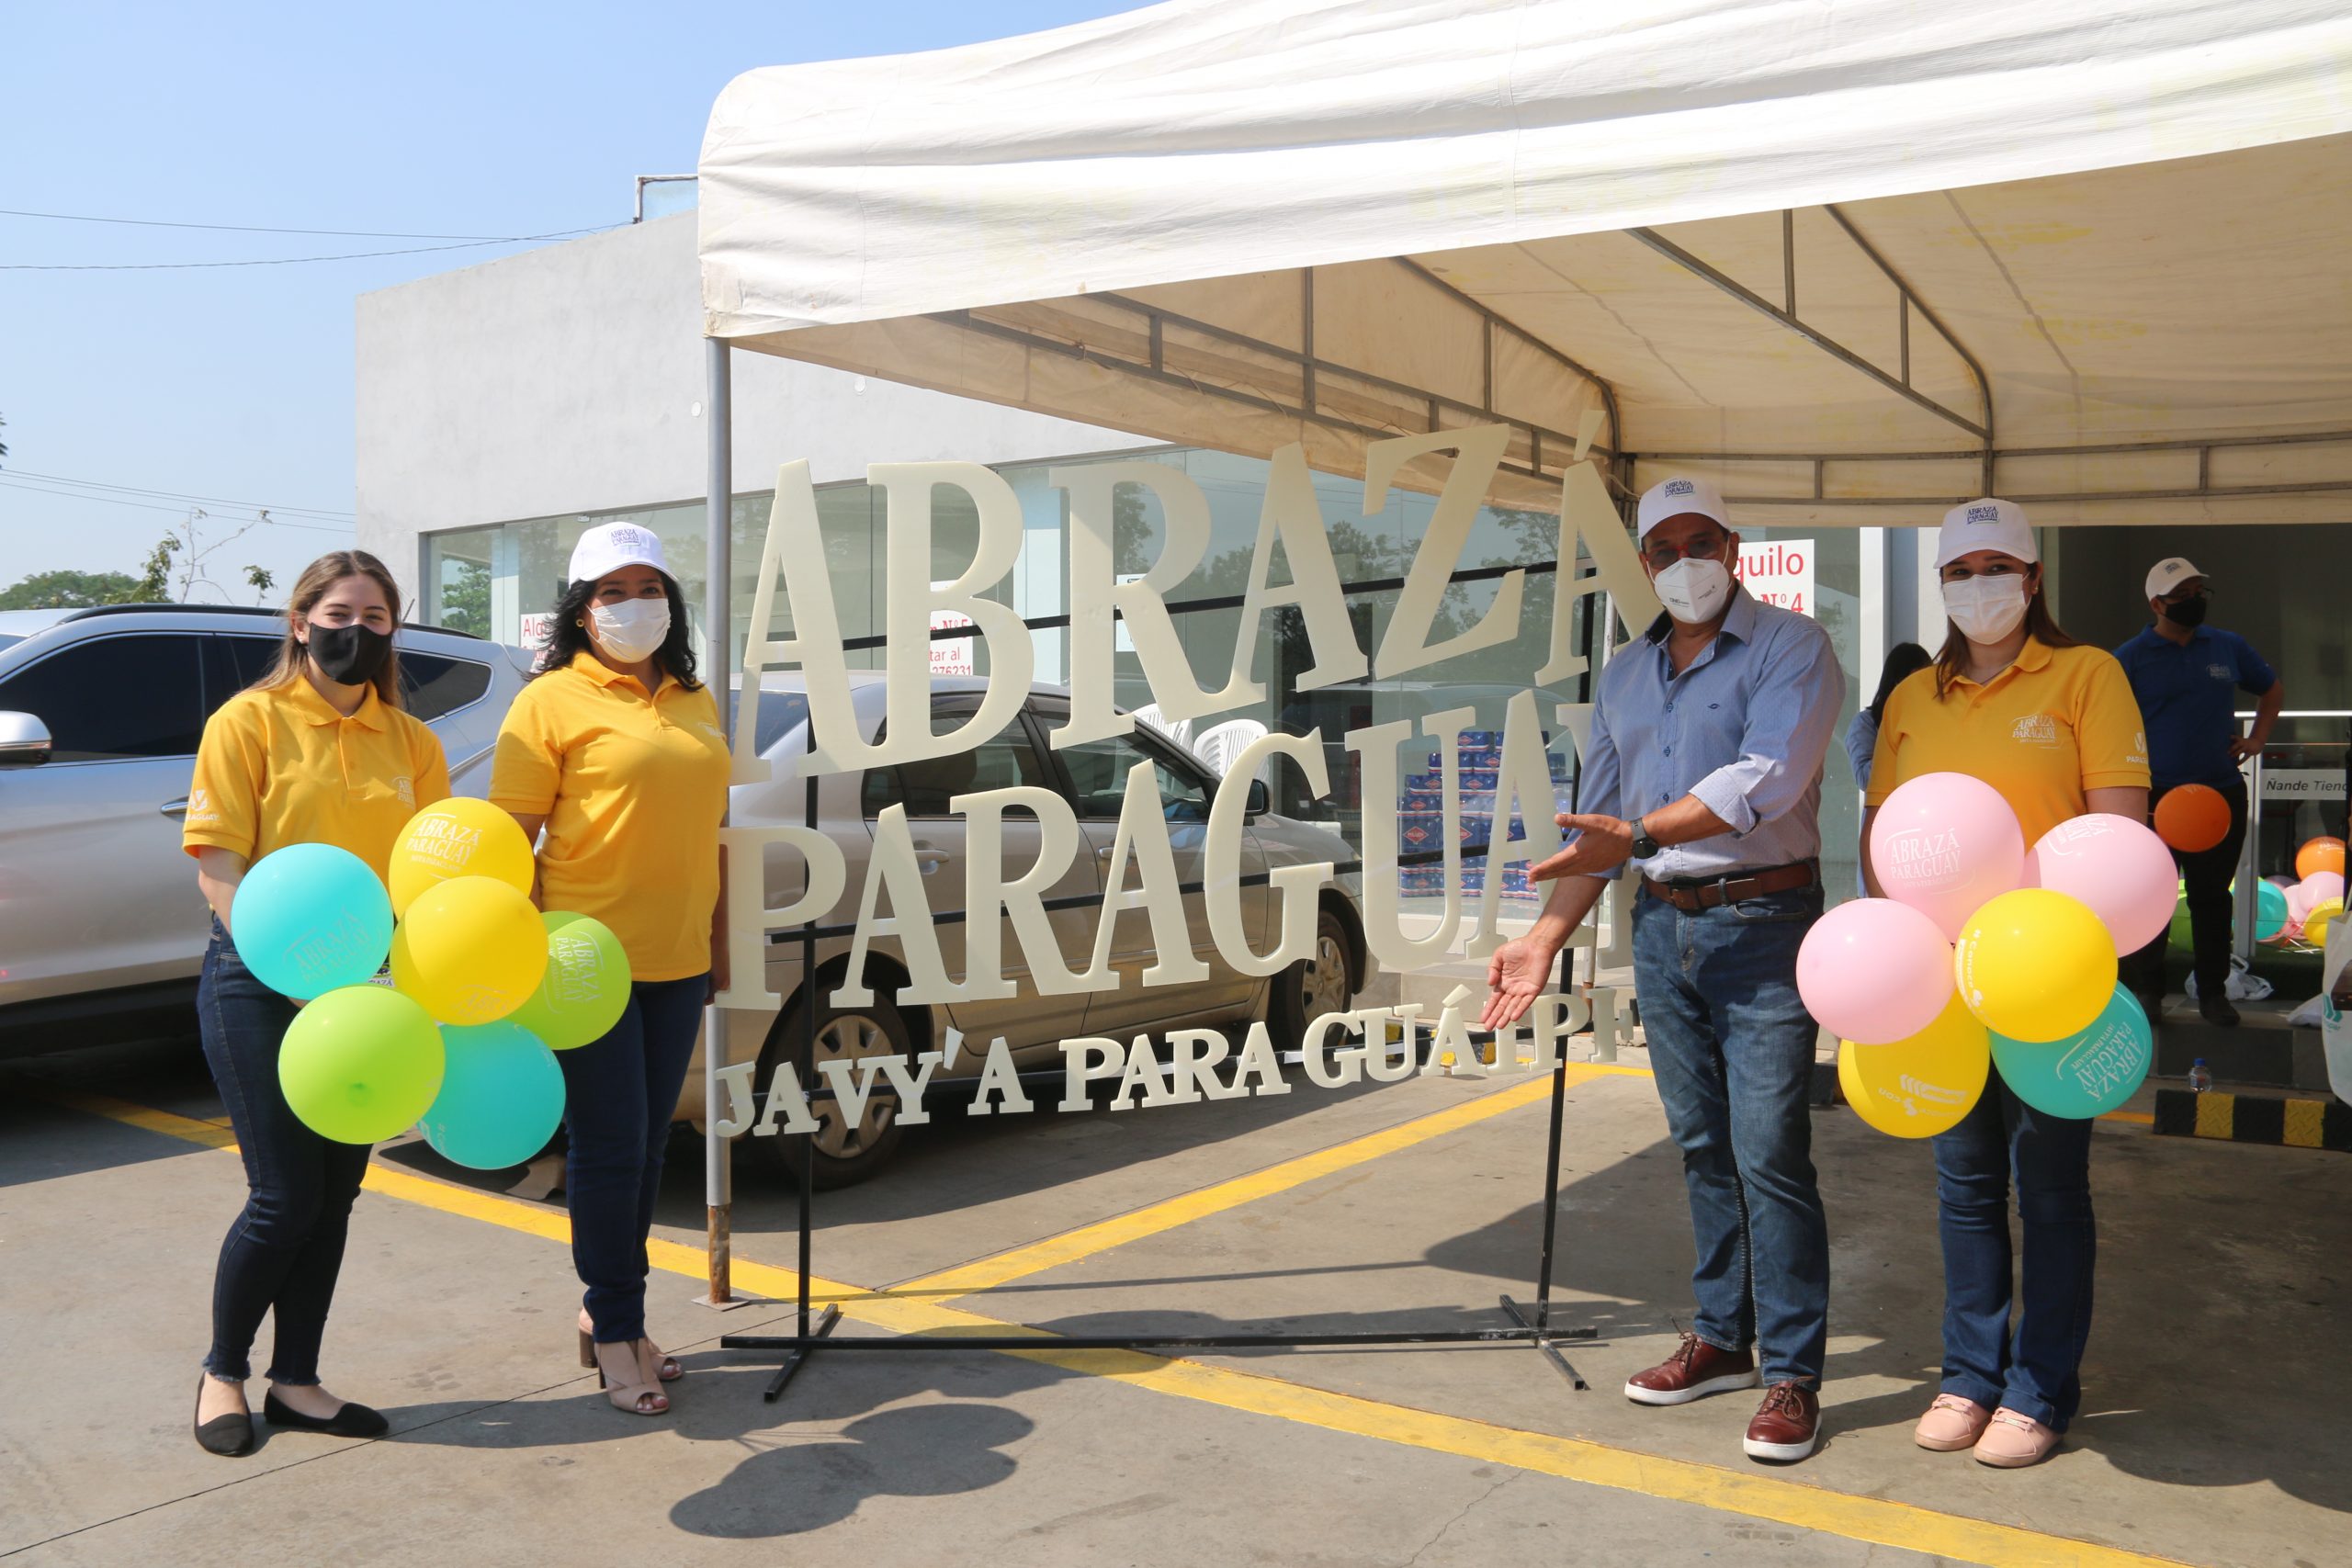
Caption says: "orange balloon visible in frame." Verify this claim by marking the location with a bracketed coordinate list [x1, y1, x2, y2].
[2298, 836, 2346, 880]
[2154, 784, 2230, 853]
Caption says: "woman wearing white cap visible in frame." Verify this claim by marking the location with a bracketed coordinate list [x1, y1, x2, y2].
[1862, 499, 2149, 1468]
[490, 522, 731, 1416]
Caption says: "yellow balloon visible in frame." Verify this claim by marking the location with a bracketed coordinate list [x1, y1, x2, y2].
[1838, 995, 1991, 1138]
[2304, 898, 2342, 950]
[388, 798, 536, 918]
[1953, 888, 2115, 1043]
[390, 874, 548, 1025]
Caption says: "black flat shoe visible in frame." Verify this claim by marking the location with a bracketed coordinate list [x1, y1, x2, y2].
[193, 1375, 254, 1458]
[262, 1391, 389, 1438]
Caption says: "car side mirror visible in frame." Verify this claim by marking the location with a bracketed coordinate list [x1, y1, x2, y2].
[1245, 778, 1270, 817]
[0, 712, 51, 767]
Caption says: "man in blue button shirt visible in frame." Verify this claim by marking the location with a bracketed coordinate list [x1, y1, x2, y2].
[1480, 475, 1845, 1463]
[2115, 557, 2284, 1026]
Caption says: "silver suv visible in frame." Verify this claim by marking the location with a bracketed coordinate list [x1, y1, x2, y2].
[0, 604, 531, 1057]
[695, 676, 1373, 1186]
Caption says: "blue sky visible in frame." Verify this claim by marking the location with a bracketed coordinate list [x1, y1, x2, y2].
[0, 0, 1140, 600]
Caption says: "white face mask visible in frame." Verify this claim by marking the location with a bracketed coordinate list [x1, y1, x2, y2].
[1941, 574, 2029, 643]
[1652, 557, 1733, 625]
[589, 596, 672, 662]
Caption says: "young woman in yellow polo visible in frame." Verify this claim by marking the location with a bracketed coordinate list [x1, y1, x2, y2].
[181, 550, 450, 1457]
[490, 522, 729, 1418]
[1863, 499, 2150, 1470]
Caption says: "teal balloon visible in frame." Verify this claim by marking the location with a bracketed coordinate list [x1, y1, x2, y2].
[1991, 985, 2152, 1120]
[231, 843, 394, 998]
[417, 1020, 565, 1169]
[2256, 879, 2289, 942]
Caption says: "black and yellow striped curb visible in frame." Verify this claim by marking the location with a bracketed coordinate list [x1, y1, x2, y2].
[2152, 1089, 2352, 1151]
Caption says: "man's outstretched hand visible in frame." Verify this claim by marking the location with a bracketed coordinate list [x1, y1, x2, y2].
[1482, 935, 1563, 1031]
[1527, 814, 1634, 882]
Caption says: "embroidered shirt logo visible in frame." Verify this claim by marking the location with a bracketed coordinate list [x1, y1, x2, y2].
[186, 788, 214, 824]
[394, 775, 414, 807]
[2208, 663, 2231, 681]
[2010, 713, 2059, 747]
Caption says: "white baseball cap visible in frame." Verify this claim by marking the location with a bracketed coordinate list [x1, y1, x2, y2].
[2144, 557, 2207, 601]
[568, 522, 670, 585]
[1635, 475, 1729, 539]
[1933, 497, 2037, 570]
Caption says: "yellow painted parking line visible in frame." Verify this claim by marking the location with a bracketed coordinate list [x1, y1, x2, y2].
[898, 1064, 1646, 1301]
[40, 1086, 2191, 1568]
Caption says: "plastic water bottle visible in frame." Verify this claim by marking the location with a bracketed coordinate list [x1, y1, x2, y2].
[2187, 1058, 2213, 1094]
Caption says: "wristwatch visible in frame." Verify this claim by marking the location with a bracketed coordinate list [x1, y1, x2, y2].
[1630, 815, 1662, 859]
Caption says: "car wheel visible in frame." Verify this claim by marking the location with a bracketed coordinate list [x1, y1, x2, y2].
[754, 992, 913, 1190]
[1267, 907, 1356, 1047]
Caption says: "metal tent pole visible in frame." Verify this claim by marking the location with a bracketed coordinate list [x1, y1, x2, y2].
[698, 336, 736, 1307]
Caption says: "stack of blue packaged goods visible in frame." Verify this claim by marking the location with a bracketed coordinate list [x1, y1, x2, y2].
[1394, 729, 1577, 902]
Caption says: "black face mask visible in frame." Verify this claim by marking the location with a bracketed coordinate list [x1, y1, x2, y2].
[2160, 593, 2209, 629]
[307, 623, 392, 686]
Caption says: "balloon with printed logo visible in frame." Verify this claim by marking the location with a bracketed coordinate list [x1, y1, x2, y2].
[1867, 773, 2026, 940]
[388, 798, 536, 918]
[1990, 985, 2152, 1120]
[1838, 996, 1990, 1139]
[229, 843, 394, 999]
[2030, 813, 2178, 954]
[2256, 878, 2290, 942]
[2304, 899, 2343, 952]
[417, 1020, 566, 1168]
[277, 985, 445, 1144]
[2298, 837, 2346, 881]
[390, 875, 547, 1026]
[1953, 888, 2116, 1043]
[504, 911, 631, 1050]
[2153, 784, 2230, 853]
[1796, 897, 1953, 1044]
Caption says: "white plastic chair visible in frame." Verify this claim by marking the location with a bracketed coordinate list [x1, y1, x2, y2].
[1131, 703, 1193, 751]
[1191, 717, 1271, 781]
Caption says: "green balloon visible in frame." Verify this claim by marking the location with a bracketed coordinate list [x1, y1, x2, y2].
[504, 911, 631, 1051]
[278, 985, 447, 1144]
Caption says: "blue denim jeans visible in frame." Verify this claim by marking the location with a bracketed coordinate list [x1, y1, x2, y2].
[1631, 881, 1830, 1386]
[560, 975, 707, 1344]
[1932, 1071, 2096, 1430]
[198, 917, 372, 1384]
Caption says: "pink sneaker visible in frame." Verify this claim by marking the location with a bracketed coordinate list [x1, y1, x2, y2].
[1973, 1407, 2060, 1468]
[1914, 1393, 1992, 1451]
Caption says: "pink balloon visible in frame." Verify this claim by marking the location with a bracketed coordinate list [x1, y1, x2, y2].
[2301, 871, 2346, 906]
[2030, 814, 2179, 953]
[1797, 897, 1956, 1044]
[1869, 773, 2027, 940]
[2286, 881, 2320, 921]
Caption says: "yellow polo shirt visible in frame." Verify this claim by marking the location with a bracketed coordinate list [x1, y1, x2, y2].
[489, 653, 730, 982]
[1867, 639, 2150, 847]
[183, 679, 450, 878]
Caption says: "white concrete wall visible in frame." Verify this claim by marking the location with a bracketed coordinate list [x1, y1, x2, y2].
[355, 212, 1147, 570]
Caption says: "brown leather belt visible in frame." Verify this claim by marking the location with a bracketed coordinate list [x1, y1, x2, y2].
[1641, 861, 1819, 913]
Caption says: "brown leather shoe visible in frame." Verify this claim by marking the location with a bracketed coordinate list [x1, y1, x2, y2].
[1624, 1332, 1760, 1406]
[1742, 1382, 1821, 1462]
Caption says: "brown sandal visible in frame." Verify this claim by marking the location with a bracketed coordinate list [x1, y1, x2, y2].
[580, 1331, 666, 1415]
[578, 1311, 681, 1384]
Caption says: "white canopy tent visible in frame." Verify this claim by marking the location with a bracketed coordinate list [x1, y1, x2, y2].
[698, 0, 2352, 526]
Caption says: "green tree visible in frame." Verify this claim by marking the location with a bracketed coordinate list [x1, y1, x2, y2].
[438, 558, 492, 636]
[243, 565, 276, 605]
[131, 536, 178, 601]
[0, 570, 142, 610]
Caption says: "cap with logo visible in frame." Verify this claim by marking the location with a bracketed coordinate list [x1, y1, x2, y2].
[1635, 475, 1729, 539]
[2143, 556, 2207, 602]
[1932, 497, 2037, 570]
[569, 522, 671, 586]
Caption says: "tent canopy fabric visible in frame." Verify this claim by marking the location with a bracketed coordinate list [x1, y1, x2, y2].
[699, 0, 2352, 525]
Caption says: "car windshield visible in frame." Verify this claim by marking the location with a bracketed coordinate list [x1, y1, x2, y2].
[729, 689, 810, 757]
[0, 635, 21, 653]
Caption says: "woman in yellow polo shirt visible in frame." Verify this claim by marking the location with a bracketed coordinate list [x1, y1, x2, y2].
[182, 550, 450, 1457]
[1863, 500, 2149, 1470]
[491, 523, 729, 1418]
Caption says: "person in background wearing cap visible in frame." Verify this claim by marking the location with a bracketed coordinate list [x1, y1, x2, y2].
[2114, 558, 2284, 1026]
[491, 523, 731, 1418]
[1864, 499, 2149, 1469]
[183, 550, 449, 1457]
[1481, 475, 1846, 1464]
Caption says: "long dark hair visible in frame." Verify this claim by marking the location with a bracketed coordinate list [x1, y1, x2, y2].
[258, 549, 406, 707]
[1932, 572, 2077, 698]
[1867, 642, 1933, 725]
[535, 570, 701, 689]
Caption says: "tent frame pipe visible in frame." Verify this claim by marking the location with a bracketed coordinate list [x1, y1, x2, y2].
[699, 335, 737, 1308]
